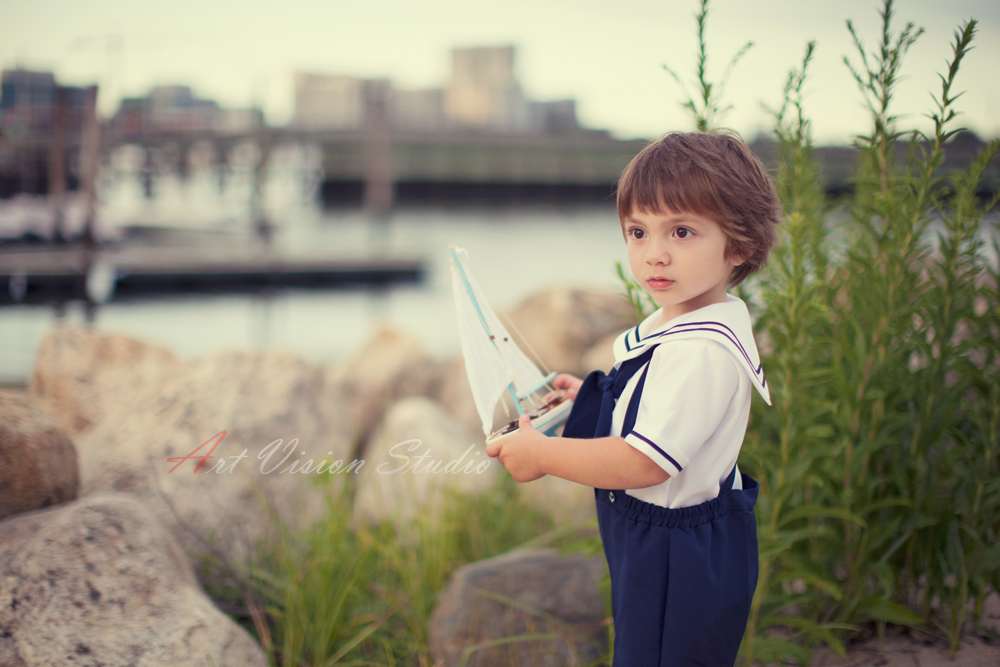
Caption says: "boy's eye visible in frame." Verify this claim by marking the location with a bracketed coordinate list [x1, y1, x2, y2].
[628, 227, 645, 240]
[674, 227, 692, 239]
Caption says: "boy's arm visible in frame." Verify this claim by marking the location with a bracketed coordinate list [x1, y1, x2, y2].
[485, 414, 670, 488]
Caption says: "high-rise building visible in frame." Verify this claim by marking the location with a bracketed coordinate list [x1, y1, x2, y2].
[444, 46, 528, 131]
[291, 45, 580, 135]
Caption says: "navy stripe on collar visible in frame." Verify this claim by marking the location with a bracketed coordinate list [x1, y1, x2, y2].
[624, 323, 641, 352]
[629, 320, 766, 388]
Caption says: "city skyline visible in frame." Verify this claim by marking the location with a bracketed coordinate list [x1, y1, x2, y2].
[2, 0, 998, 144]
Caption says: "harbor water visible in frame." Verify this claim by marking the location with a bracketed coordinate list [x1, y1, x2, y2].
[0, 146, 632, 383]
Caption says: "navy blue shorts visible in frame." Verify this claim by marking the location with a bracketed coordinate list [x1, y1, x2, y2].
[596, 470, 759, 666]
[564, 347, 760, 666]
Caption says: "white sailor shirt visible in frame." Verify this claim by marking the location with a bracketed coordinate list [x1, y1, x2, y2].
[609, 294, 770, 509]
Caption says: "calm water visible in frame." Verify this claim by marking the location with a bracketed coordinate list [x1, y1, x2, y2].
[2, 144, 996, 385]
[0, 147, 632, 383]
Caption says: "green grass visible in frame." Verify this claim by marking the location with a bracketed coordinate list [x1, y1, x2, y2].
[227, 474, 578, 667]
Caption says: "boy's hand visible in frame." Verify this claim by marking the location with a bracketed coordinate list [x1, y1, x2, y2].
[543, 373, 584, 403]
[485, 414, 548, 482]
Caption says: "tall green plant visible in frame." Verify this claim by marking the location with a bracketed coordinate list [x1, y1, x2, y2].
[744, 1, 999, 662]
[619, 1, 999, 664]
[824, 0, 935, 634]
[739, 41, 860, 666]
[662, 0, 753, 132]
[827, 7, 999, 654]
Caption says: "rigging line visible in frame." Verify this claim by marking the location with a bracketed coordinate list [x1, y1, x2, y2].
[484, 287, 557, 403]
[493, 297, 556, 395]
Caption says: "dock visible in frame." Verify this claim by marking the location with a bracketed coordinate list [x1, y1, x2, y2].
[0, 242, 425, 305]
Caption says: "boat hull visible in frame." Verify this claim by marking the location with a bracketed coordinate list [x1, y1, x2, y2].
[486, 397, 574, 445]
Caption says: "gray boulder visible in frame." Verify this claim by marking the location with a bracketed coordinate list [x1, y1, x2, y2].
[74, 348, 354, 567]
[505, 289, 634, 379]
[0, 391, 79, 521]
[329, 327, 443, 454]
[434, 357, 487, 441]
[429, 548, 608, 667]
[28, 324, 180, 435]
[352, 396, 496, 530]
[580, 331, 619, 375]
[13, 323, 359, 569]
[0, 493, 266, 667]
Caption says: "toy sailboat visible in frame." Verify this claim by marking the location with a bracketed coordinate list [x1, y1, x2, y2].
[449, 246, 574, 444]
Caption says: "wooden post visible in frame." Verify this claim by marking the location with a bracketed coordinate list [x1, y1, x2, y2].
[141, 144, 155, 199]
[252, 112, 273, 247]
[363, 80, 393, 217]
[79, 85, 99, 248]
[48, 86, 69, 242]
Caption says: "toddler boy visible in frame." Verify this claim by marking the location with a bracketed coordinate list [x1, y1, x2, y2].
[486, 131, 782, 666]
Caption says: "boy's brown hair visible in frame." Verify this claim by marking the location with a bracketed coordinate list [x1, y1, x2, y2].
[616, 130, 782, 286]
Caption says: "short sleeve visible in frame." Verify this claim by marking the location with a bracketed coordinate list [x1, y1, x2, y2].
[622, 340, 740, 476]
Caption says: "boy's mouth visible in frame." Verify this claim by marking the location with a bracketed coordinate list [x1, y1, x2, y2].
[647, 278, 675, 289]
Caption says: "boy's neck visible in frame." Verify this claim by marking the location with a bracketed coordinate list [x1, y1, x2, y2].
[654, 291, 731, 329]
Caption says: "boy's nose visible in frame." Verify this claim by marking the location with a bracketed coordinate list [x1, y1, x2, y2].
[646, 240, 671, 265]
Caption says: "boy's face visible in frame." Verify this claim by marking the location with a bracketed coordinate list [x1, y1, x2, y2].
[623, 207, 741, 324]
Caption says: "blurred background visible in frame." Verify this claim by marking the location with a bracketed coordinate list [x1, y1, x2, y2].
[1, 0, 998, 385]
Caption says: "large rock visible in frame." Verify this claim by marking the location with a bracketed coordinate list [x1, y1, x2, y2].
[52, 338, 355, 567]
[580, 332, 619, 375]
[0, 494, 266, 667]
[429, 548, 608, 667]
[83, 350, 352, 565]
[434, 357, 491, 439]
[29, 324, 180, 434]
[506, 289, 634, 379]
[0, 391, 79, 521]
[328, 327, 444, 454]
[352, 396, 497, 529]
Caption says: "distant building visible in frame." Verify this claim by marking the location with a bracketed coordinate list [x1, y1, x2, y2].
[292, 45, 582, 135]
[293, 74, 369, 131]
[0, 69, 89, 139]
[445, 46, 527, 131]
[293, 73, 448, 133]
[108, 85, 262, 138]
[146, 85, 218, 133]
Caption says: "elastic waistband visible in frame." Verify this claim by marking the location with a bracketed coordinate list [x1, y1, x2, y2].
[595, 473, 759, 528]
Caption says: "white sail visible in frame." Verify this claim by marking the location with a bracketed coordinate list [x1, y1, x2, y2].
[449, 247, 550, 435]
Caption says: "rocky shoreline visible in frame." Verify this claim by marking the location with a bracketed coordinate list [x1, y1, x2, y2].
[1, 287, 997, 666]
[0, 287, 630, 666]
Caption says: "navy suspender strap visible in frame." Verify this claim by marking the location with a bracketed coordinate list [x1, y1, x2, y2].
[617, 350, 653, 439]
[562, 346, 658, 441]
[563, 342, 738, 495]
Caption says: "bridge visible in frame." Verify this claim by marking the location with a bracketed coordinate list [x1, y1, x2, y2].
[3, 124, 997, 211]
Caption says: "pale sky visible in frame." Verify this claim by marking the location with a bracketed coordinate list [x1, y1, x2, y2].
[2, 0, 997, 144]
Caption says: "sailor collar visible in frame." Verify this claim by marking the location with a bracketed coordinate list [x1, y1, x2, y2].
[612, 295, 771, 405]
